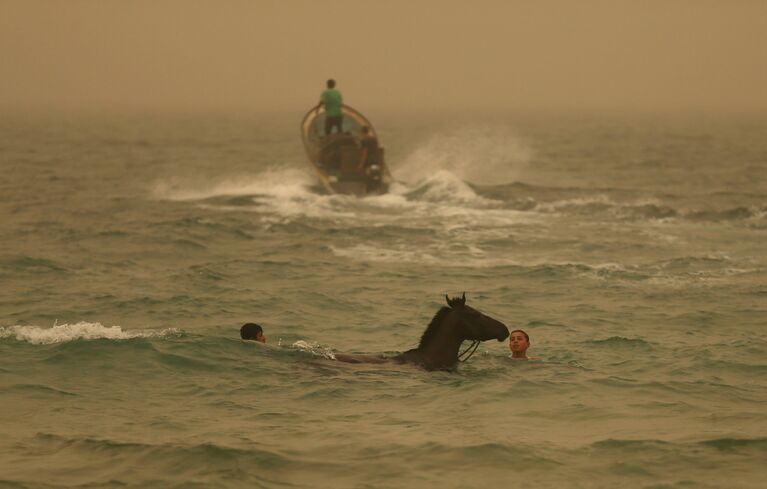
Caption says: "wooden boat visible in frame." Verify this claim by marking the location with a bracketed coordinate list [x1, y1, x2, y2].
[300, 104, 392, 196]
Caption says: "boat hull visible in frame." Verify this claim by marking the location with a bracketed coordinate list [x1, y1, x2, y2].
[300, 105, 392, 196]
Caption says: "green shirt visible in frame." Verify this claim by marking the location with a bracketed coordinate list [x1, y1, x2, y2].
[320, 88, 343, 117]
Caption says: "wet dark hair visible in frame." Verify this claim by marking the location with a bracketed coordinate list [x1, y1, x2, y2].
[510, 329, 530, 343]
[327, 79, 336, 88]
[240, 323, 263, 340]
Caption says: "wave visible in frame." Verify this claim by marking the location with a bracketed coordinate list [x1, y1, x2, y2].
[588, 336, 654, 349]
[699, 437, 767, 451]
[687, 205, 767, 222]
[590, 438, 674, 452]
[4, 383, 79, 397]
[591, 436, 767, 455]
[327, 242, 763, 285]
[0, 322, 180, 345]
[0, 255, 68, 274]
[470, 179, 767, 224]
[26, 432, 292, 482]
[33, 432, 283, 458]
[533, 195, 767, 222]
[539, 255, 760, 282]
[14, 434, 566, 488]
[692, 358, 767, 376]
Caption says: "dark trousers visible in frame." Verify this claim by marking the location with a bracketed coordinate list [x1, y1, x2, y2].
[325, 116, 343, 136]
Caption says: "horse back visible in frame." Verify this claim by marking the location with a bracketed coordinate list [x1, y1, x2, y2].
[393, 349, 421, 365]
[334, 353, 390, 364]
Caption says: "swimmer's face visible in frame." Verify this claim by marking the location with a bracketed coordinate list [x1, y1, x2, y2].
[255, 332, 266, 343]
[509, 331, 529, 353]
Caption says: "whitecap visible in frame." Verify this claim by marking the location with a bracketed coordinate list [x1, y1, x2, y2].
[0, 322, 179, 345]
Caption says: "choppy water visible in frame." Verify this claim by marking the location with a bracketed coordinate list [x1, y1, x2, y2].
[1, 111, 766, 488]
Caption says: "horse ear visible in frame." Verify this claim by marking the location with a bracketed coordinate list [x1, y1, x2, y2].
[446, 294, 466, 308]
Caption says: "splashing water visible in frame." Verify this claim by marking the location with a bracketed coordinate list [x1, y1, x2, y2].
[291, 340, 337, 360]
[397, 126, 532, 185]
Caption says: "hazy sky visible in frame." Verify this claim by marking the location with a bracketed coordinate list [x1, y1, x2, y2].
[2, 1, 766, 114]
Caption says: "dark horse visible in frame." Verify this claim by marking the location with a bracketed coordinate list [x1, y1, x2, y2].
[335, 294, 509, 371]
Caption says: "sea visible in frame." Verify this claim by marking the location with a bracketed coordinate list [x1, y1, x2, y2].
[1, 109, 765, 489]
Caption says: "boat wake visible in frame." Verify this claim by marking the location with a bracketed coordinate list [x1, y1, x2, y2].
[151, 122, 765, 234]
[152, 166, 315, 202]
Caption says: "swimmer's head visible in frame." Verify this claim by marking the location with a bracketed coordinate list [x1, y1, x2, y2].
[240, 323, 266, 343]
[509, 329, 530, 354]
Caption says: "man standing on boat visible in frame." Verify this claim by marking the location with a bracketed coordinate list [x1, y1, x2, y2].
[316, 79, 343, 136]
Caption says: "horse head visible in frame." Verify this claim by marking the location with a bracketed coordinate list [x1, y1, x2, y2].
[445, 292, 509, 343]
[395, 293, 511, 370]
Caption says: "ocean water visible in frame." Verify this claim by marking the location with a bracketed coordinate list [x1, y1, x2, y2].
[1, 111, 766, 489]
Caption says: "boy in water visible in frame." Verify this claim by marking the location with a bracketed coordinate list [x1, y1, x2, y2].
[240, 323, 266, 343]
[509, 329, 538, 360]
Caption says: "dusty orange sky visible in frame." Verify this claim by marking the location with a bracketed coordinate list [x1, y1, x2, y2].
[2, 0, 766, 114]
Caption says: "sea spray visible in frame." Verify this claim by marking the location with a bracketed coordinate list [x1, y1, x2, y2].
[397, 126, 532, 185]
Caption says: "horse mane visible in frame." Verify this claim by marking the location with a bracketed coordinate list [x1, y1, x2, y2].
[418, 306, 452, 349]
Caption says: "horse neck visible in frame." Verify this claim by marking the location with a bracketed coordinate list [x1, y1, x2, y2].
[416, 312, 465, 369]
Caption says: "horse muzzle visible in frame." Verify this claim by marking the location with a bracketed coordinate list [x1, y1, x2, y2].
[497, 326, 510, 342]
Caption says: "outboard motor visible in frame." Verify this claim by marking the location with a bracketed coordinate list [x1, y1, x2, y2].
[367, 164, 381, 181]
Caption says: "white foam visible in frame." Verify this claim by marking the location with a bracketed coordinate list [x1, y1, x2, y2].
[0, 322, 179, 345]
[291, 340, 337, 360]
